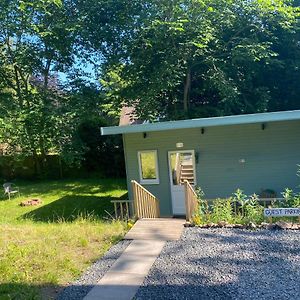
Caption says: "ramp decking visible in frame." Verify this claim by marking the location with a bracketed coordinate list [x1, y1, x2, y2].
[124, 218, 185, 241]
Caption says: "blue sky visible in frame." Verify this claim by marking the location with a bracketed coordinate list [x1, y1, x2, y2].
[58, 55, 101, 85]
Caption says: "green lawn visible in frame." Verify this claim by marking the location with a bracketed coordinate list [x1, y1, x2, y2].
[0, 178, 128, 299]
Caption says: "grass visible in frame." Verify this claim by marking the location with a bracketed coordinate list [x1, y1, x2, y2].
[0, 178, 128, 299]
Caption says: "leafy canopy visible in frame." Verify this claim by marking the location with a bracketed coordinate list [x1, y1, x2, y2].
[95, 0, 300, 120]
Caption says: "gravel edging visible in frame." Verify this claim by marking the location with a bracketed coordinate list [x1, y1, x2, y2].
[136, 228, 300, 300]
[57, 240, 131, 300]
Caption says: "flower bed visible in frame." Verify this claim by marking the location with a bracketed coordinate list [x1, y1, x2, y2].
[191, 188, 300, 229]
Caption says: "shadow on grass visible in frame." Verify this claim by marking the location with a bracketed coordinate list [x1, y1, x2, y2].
[21, 192, 128, 223]
[16, 178, 127, 197]
[0, 282, 92, 300]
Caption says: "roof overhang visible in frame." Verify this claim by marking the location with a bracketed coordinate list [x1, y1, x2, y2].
[101, 110, 300, 136]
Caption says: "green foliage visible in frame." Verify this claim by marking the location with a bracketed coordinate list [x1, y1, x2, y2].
[0, 1, 119, 177]
[94, 0, 300, 120]
[282, 188, 300, 208]
[232, 188, 248, 217]
[211, 199, 234, 224]
[243, 194, 264, 224]
[193, 188, 266, 225]
[193, 186, 206, 224]
[76, 117, 125, 178]
[0, 178, 128, 299]
[0, 1, 78, 168]
[195, 186, 205, 200]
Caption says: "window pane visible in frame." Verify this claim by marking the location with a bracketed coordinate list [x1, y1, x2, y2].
[170, 152, 194, 185]
[140, 151, 157, 180]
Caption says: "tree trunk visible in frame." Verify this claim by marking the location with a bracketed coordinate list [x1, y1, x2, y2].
[58, 155, 63, 179]
[39, 138, 47, 177]
[183, 68, 191, 114]
[32, 149, 41, 177]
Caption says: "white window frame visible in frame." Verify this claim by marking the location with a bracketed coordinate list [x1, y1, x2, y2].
[138, 150, 159, 185]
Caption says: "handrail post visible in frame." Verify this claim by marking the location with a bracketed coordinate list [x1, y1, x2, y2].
[131, 180, 138, 218]
[184, 180, 198, 223]
[184, 180, 190, 221]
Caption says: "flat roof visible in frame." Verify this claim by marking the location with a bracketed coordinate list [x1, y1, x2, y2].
[101, 110, 300, 135]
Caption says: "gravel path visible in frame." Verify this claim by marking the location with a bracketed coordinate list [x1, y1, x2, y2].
[136, 228, 300, 300]
[57, 240, 131, 300]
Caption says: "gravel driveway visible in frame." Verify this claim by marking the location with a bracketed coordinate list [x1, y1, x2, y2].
[136, 228, 300, 300]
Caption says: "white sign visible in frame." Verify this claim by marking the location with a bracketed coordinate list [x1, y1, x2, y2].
[264, 208, 300, 217]
[176, 142, 184, 148]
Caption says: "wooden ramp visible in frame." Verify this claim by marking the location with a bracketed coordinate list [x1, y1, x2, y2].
[124, 218, 185, 241]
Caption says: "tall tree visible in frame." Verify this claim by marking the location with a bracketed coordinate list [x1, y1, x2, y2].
[0, 0, 89, 174]
[97, 0, 300, 120]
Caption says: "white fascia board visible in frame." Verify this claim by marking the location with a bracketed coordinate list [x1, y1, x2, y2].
[101, 110, 300, 135]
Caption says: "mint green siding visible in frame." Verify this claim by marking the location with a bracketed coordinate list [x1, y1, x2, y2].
[123, 120, 300, 217]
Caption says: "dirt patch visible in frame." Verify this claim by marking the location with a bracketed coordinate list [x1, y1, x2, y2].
[20, 199, 42, 206]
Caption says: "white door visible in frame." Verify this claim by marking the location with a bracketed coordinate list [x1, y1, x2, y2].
[168, 150, 196, 215]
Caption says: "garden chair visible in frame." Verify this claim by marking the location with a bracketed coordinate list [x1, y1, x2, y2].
[3, 183, 20, 200]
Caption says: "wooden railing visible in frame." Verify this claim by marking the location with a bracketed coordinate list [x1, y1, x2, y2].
[131, 180, 160, 218]
[184, 180, 198, 222]
[111, 200, 133, 220]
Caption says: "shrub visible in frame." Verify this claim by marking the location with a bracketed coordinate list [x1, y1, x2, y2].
[193, 187, 207, 225]
[193, 188, 266, 226]
[211, 198, 233, 223]
[192, 185, 299, 227]
[243, 194, 264, 224]
[232, 188, 248, 217]
[282, 188, 300, 208]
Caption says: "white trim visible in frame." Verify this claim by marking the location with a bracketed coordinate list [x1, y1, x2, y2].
[101, 109, 300, 135]
[137, 150, 160, 185]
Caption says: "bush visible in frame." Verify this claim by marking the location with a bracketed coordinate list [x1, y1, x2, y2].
[193, 188, 266, 226]
[243, 194, 264, 224]
[211, 198, 233, 224]
[192, 187, 207, 225]
[282, 188, 300, 208]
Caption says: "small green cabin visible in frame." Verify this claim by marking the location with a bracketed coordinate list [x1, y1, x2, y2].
[102, 110, 300, 217]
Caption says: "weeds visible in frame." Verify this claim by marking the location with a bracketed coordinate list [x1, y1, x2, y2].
[192, 186, 300, 226]
[211, 199, 233, 224]
[282, 188, 300, 207]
